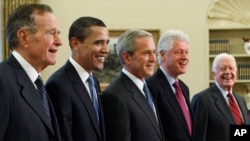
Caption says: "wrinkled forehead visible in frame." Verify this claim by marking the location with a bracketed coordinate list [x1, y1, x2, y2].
[217, 57, 237, 68]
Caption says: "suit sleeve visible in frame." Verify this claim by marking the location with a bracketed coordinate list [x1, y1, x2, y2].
[101, 93, 131, 141]
[236, 95, 250, 124]
[191, 95, 208, 141]
[0, 78, 9, 141]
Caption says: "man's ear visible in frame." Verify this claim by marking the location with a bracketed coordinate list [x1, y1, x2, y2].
[70, 37, 80, 50]
[122, 52, 131, 64]
[212, 71, 215, 77]
[17, 29, 29, 48]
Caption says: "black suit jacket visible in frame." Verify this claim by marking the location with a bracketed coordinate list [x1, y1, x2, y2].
[146, 68, 194, 141]
[0, 55, 60, 141]
[45, 60, 105, 141]
[191, 83, 250, 141]
[101, 72, 164, 141]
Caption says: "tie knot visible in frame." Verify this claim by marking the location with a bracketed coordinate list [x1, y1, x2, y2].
[227, 92, 233, 99]
[88, 75, 95, 85]
[143, 83, 149, 92]
[35, 75, 44, 86]
[173, 81, 180, 88]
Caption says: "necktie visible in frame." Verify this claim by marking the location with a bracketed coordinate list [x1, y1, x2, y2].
[88, 75, 100, 122]
[173, 81, 192, 136]
[227, 93, 242, 125]
[143, 83, 157, 120]
[35, 76, 51, 119]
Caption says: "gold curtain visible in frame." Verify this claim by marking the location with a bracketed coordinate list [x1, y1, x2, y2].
[1, 0, 40, 60]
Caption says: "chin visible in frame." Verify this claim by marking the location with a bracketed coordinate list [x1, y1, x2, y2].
[47, 60, 56, 66]
[95, 66, 104, 70]
[146, 72, 154, 77]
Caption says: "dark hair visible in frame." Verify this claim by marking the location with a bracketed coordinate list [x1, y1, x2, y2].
[68, 16, 106, 42]
[6, 3, 53, 50]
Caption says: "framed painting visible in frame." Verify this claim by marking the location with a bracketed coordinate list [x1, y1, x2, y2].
[93, 29, 160, 92]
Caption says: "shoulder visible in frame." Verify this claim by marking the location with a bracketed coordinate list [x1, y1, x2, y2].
[0, 61, 14, 77]
[192, 86, 215, 105]
[103, 77, 124, 95]
[47, 62, 75, 82]
[234, 93, 246, 103]
[178, 79, 188, 88]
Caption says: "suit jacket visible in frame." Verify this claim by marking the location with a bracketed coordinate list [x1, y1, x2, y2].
[146, 68, 194, 141]
[0, 55, 60, 141]
[191, 83, 250, 141]
[101, 72, 164, 141]
[45, 60, 105, 141]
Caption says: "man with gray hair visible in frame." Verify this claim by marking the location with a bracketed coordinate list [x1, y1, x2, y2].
[0, 3, 62, 141]
[147, 29, 194, 141]
[101, 29, 164, 141]
[191, 53, 250, 141]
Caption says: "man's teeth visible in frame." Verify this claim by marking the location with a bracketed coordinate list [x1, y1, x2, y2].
[97, 57, 105, 62]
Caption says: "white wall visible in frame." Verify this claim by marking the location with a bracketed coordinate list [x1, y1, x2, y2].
[40, 0, 212, 97]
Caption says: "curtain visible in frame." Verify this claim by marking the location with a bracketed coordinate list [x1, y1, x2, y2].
[1, 0, 40, 60]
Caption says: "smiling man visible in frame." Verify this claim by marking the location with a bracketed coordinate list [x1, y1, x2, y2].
[0, 3, 62, 141]
[191, 53, 250, 141]
[101, 29, 165, 141]
[146, 29, 194, 141]
[45, 16, 109, 141]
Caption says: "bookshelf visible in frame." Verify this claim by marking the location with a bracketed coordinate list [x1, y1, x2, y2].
[208, 28, 250, 98]
[207, 0, 250, 110]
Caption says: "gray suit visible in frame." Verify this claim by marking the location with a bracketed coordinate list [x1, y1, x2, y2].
[0, 55, 60, 141]
[191, 83, 250, 141]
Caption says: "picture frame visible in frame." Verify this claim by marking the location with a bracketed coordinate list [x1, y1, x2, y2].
[93, 29, 160, 92]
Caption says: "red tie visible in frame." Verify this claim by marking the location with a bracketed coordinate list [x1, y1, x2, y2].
[173, 81, 192, 136]
[227, 93, 242, 125]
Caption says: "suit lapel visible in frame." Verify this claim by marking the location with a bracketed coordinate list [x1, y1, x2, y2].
[7, 55, 55, 135]
[234, 94, 248, 124]
[66, 62, 102, 139]
[211, 84, 235, 124]
[120, 73, 162, 139]
[156, 69, 190, 135]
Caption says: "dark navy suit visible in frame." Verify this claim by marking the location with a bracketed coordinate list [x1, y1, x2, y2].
[46, 60, 105, 141]
[0, 55, 60, 141]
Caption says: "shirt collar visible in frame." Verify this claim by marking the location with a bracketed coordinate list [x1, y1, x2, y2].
[122, 68, 144, 93]
[160, 66, 176, 84]
[69, 56, 90, 82]
[12, 50, 39, 83]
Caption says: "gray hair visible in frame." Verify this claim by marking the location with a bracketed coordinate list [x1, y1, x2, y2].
[116, 29, 153, 66]
[157, 29, 189, 64]
[6, 3, 53, 50]
[212, 53, 237, 71]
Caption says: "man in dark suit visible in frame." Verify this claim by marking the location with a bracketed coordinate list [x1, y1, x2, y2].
[147, 29, 194, 141]
[101, 29, 164, 141]
[0, 3, 62, 141]
[45, 17, 109, 141]
[191, 53, 250, 141]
